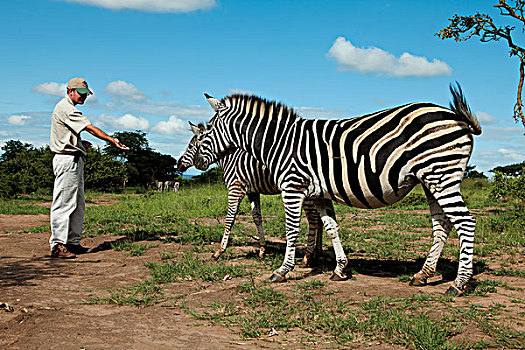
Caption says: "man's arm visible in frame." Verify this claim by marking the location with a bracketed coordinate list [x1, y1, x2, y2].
[84, 124, 130, 150]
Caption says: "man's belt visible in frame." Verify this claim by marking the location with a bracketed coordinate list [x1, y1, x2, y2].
[54, 152, 85, 162]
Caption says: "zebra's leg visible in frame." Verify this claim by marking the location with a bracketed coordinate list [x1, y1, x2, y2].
[247, 193, 266, 259]
[421, 181, 476, 296]
[269, 190, 306, 283]
[316, 199, 348, 281]
[212, 185, 245, 260]
[300, 200, 323, 268]
[410, 188, 453, 287]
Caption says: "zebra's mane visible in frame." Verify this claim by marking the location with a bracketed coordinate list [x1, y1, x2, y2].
[221, 94, 302, 123]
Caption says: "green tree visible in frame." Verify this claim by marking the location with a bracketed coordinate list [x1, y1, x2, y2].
[491, 161, 525, 175]
[437, 0, 525, 126]
[464, 165, 488, 179]
[490, 170, 525, 203]
[103, 130, 150, 162]
[103, 131, 179, 187]
[190, 166, 224, 185]
[0, 140, 33, 161]
[0, 141, 54, 197]
[84, 146, 127, 192]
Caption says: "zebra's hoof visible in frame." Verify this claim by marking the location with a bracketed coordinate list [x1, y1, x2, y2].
[258, 246, 266, 259]
[444, 285, 463, 296]
[329, 271, 348, 281]
[300, 253, 312, 268]
[211, 250, 223, 260]
[409, 277, 427, 287]
[269, 272, 286, 283]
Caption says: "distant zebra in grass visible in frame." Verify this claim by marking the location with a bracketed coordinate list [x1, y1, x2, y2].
[151, 178, 164, 192]
[163, 180, 177, 191]
[177, 122, 323, 264]
[191, 84, 481, 295]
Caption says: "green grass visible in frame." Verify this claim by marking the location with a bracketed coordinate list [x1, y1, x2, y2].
[5, 179, 525, 347]
[488, 268, 525, 278]
[184, 279, 473, 349]
[86, 279, 164, 307]
[0, 198, 50, 215]
[88, 251, 253, 306]
[145, 252, 252, 282]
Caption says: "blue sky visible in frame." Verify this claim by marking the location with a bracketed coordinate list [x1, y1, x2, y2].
[1, 0, 524, 176]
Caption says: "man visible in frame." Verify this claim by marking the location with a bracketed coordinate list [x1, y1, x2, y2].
[49, 77, 129, 259]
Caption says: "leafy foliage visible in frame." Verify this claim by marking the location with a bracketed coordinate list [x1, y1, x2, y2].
[490, 169, 525, 203]
[190, 166, 224, 185]
[0, 131, 180, 196]
[0, 140, 54, 197]
[103, 130, 151, 161]
[436, 1, 525, 125]
[103, 131, 178, 187]
[464, 165, 487, 179]
[491, 161, 525, 176]
[84, 146, 127, 192]
[0, 140, 127, 197]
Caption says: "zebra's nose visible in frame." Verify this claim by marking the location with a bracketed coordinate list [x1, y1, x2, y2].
[194, 158, 208, 171]
[177, 163, 187, 172]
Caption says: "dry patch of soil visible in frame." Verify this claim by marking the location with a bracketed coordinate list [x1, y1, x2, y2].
[0, 232, 265, 349]
[1, 206, 524, 349]
[0, 214, 49, 232]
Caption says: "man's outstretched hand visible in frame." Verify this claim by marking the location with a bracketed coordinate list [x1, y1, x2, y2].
[113, 138, 130, 150]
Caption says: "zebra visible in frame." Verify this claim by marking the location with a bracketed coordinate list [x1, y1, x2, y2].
[163, 180, 177, 191]
[191, 84, 481, 295]
[151, 178, 164, 192]
[177, 122, 324, 264]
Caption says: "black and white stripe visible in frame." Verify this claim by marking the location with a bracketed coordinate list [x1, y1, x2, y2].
[193, 84, 481, 295]
[177, 123, 323, 265]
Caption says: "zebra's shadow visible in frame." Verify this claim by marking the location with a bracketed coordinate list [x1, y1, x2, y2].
[246, 241, 487, 282]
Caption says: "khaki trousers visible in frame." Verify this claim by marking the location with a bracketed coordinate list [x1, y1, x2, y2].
[49, 154, 85, 250]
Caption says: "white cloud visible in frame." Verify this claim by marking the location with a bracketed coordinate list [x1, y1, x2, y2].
[151, 116, 188, 135]
[31, 82, 67, 97]
[497, 148, 525, 162]
[98, 113, 151, 131]
[8, 115, 32, 126]
[327, 36, 452, 77]
[476, 111, 498, 124]
[480, 125, 524, 141]
[295, 106, 346, 119]
[227, 88, 255, 95]
[99, 98, 210, 120]
[105, 80, 148, 101]
[60, 0, 216, 13]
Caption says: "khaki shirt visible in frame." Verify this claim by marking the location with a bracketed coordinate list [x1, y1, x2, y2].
[50, 96, 90, 156]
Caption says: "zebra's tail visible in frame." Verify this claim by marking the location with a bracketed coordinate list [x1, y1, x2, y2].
[449, 82, 482, 135]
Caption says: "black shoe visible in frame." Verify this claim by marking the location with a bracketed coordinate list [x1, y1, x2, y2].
[65, 244, 91, 254]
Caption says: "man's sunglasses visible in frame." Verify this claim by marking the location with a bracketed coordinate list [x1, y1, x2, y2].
[76, 90, 89, 97]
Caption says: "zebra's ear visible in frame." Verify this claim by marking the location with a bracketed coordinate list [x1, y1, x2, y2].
[204, 93, 223, 112]
[189, 121, 201, 136]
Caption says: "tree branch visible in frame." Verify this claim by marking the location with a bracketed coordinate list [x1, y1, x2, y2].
[436, 1, 525, 126]
[515, 61, 525, 125]
[495, 0, 525, 29]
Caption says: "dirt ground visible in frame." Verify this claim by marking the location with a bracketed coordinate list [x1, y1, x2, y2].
[1, 208, 524, 349]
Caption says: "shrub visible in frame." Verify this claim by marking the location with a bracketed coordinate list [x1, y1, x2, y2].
[490, 170, 525, 204]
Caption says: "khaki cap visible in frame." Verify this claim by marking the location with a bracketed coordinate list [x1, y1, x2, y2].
[67, 77, 93, 95]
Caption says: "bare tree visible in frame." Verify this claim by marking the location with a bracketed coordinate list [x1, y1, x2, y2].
[436, 0, 525, 126]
